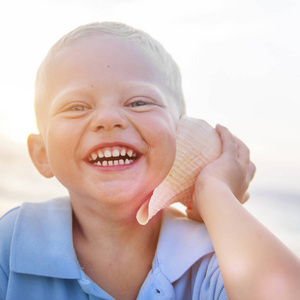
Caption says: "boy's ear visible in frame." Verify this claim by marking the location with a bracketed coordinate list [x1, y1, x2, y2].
[27, 133, 54, 178]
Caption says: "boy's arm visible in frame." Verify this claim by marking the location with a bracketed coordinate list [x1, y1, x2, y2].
[193, 125, 300, 300]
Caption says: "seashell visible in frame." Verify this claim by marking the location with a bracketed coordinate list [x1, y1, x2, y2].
[136, 115, 222, 225]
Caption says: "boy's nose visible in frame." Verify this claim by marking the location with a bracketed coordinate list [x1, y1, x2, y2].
[89, 106, 128, 132]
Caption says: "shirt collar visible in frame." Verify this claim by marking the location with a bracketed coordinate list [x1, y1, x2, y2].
[10, 197, 81, 279]
[154, 208, 215, 283]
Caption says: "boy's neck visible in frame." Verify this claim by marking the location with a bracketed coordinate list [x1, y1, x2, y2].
[72, 204, 162, 250]
[71, 198, 162, 299]
[70, 194, 162, 247]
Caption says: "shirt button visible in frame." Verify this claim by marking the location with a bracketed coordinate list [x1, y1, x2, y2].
[154, 287, 165, 296]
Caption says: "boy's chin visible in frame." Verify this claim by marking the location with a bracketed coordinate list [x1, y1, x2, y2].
[70, 183, 152, 206]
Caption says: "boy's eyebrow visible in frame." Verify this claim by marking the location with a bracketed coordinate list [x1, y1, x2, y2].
[52, 82, 165, 102]
[124, 81, 166, 96]
[122, 81, 169, 106]
[50, 87, 90, 110]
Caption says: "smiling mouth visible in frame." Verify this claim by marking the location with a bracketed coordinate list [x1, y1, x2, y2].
[88, 146, 138, 166]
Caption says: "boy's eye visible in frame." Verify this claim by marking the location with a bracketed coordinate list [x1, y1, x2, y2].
[126, 97, 165, 112]
[69, 105, 88, 111]
[60, 102, 90, 113]
[129, 100, 148, 107]
[53, 102, 91, 117]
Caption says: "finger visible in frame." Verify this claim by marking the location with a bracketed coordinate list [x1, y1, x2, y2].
[235, 137, 250, 167]
[246, 161, 256, 183]
[242, 192, 250, 204]
[216, 124, 237, 155]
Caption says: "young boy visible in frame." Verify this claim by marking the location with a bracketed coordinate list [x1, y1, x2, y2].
[0, 22, 299, 300]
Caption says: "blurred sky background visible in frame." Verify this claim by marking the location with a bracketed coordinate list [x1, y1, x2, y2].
[0, 0, 299, 255]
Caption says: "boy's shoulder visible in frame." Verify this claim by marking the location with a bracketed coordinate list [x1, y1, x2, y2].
[0, 206, 21, 257]
[0, 197, 72, 273]
[0, 206, 20, 231]
[160, 206, 214, 252]
[0, 197, 71, 244]
[0, 197, 70, 231]
[156, 207, 215, 282]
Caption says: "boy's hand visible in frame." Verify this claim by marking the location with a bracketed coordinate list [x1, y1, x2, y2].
[186, 125, 256, 222]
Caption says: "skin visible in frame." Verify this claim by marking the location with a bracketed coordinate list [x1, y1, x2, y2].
[27, 34, 300, 299]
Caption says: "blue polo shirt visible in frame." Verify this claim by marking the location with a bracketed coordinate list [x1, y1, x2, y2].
[0, 198, 227, 300]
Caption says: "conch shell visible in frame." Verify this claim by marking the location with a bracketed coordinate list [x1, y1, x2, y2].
[136, 115, 222, 225]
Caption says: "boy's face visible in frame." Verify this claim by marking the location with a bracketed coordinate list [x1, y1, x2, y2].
[31, 35, 179, 208]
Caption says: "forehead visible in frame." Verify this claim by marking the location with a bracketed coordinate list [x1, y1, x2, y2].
[43, 35, 166, 100]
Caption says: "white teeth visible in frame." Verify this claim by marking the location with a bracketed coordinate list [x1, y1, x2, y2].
[127, 149, 133, 157]
[90, 147, 137, 165]
[112, 149, 120, 157]
[91, 152, 98, 160]
[98, 150, 104, 158]
[104, 149, 112, 158]
[93, 158, 134, 166]
[120, 148, 126, 156]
